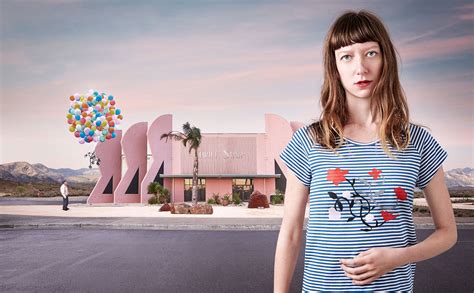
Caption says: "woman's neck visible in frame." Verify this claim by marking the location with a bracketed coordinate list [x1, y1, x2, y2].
[345, 96, 379, 127]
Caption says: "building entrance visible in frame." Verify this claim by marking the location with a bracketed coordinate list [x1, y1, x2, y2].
[232, 178, 254, 202]
[184, 178, 206, 202]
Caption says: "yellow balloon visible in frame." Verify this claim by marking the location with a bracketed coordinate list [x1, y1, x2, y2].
[91, 126, 96, 131]
[69, 126, 75, 132]
[102, 121, 107, 127]
[67, 113, 72, 119]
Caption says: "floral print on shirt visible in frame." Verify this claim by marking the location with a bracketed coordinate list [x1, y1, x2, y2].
[326, 167, 408, 231]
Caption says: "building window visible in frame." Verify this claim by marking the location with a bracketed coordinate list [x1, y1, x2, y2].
[184, 178, 206, 202]
[232, 178, 254, 202]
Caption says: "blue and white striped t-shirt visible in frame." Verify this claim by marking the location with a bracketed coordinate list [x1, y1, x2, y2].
[280, 123, 447, 292]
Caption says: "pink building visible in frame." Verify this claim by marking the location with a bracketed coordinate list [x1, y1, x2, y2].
[87, 113, 303, 204]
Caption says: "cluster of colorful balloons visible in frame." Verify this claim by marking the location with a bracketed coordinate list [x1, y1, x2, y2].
[66, 89, 123, 144]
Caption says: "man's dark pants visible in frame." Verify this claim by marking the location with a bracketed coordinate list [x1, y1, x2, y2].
[62, 196, 69, 210]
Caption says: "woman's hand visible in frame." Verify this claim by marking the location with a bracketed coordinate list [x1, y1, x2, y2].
[339, 247, 404, 286]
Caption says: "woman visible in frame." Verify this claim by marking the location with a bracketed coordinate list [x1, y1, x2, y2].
[274, 10, 457, 292]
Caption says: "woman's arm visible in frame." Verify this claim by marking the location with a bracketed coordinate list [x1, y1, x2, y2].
[274, 172, 309, 293]
[341, 166, 457, 285]
[398, 165, 457, 261]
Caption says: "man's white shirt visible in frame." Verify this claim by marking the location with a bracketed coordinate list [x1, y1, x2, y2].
[60, 184, 69, 198]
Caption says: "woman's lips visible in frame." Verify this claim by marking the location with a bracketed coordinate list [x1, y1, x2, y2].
[355, 81, 372, 88]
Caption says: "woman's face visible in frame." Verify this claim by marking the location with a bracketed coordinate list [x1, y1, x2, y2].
[334, 41, 382, 100]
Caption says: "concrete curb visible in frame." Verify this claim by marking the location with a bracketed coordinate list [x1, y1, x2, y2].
[1, 221, 473, 231]
[0, 223, 284, 231]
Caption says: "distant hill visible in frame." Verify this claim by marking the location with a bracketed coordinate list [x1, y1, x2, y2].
[445, 167, 473, 188]
[0, 162, 472, 188]
[0, 162, 99, 185]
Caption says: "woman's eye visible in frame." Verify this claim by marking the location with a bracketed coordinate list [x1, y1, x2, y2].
[341, 55, 351, 61]
[367, 51, 377, 57]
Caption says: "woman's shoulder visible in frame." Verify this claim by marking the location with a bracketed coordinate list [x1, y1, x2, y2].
[408, 122, 437, 150]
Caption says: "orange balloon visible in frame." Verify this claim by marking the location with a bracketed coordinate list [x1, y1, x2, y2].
[117, 114, 123, 120]
[106, 116, 112, 121]
[82, 103, 88, 109]
[81, 112, 87, 117]
[109, 127, 114, 133]
[88, 96, 93, 101]
[69, 96, 75, 101]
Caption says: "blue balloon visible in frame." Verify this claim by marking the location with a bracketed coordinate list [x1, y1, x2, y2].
[75, 115, 81, 120]
[93, 91, 99, 96]
[115, 109, 121, 115]
[96, 121, 101, 126]
[89, 130, 95, 136]
[108, 95, 113, 100]
[96, 96, 101, 102]
[111, 132, 116, 138]
[80, 132, 85, 138]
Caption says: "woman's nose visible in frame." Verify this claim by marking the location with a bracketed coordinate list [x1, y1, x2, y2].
[355, 57, 368, 75]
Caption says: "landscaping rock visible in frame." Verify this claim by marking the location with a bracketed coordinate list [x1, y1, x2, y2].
[190, 203, 213, 214]
[248, 190, 270, 208]
[170, 203, 191, 214]
[159, 203, 171, 212]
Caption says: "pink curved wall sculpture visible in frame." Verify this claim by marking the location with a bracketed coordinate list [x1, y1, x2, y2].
[114, 122, 148, 203]
[140, 114, 173, 204]
[88, 130, 122, 204]
[265, 113, 297, 180]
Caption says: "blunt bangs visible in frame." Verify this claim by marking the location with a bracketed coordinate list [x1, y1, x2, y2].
[329, 12, 382, 51]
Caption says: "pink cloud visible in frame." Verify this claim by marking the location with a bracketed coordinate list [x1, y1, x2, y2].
[398, 35, 474, 63]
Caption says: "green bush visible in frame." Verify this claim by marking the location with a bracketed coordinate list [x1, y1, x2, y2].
[148, 182, 171, 204]
[271, 190, 285, 205]
[207, 198, 216, 205]
[232, 193, 241, 205]
[212, 193, 221, 205]
[148, 196, 158, 205]
[270, 194, 285, 204]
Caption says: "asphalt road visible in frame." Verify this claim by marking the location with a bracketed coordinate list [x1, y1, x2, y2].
[0, 229, 472, 292]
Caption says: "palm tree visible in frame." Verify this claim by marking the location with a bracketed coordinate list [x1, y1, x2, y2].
[161, 122, 202, 206]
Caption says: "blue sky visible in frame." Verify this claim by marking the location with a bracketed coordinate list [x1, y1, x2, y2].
[1, 0, 473, 170]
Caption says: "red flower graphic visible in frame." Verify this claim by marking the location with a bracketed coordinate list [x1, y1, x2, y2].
[381, 210, 397, 222]
[368, 168, 382, 180]
[327, 168, 349, 186]
[394, 187, 407, 201]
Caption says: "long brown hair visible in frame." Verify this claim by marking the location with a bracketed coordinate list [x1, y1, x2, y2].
[310, 10, 410, 157]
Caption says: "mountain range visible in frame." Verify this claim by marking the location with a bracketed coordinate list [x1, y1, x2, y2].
[0, 162, 99, 184]
[0, 162, 472, 188]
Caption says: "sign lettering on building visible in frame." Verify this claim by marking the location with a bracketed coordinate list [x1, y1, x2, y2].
[182, 136, 258, 174]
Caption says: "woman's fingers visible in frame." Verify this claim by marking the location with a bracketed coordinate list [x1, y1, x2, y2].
[340, 263, 372, 275]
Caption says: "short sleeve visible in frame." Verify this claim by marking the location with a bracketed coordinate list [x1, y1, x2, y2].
[279, 126, 312, 187]
[416, 128, 448, 189]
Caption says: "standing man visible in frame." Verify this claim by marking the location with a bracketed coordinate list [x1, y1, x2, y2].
[60, 180, 69, 211]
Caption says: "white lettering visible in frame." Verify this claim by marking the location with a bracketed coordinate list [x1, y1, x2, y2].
[223, 150, 246, 159]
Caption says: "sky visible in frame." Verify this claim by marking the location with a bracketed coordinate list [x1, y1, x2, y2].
[1, 0, 473, 170]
